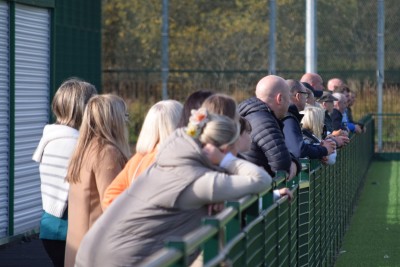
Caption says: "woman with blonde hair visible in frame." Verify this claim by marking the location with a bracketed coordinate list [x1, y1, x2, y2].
[102, 99, 183, 208]
[64, 94, 130, 267]
[32, 78, 97, 267]
[75, 108, 272, 266]
[301, 106, 337, 165]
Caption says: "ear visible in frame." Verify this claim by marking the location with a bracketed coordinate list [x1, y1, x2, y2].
[276, 93, 282, 104]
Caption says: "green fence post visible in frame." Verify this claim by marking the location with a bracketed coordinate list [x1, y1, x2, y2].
[297, 159, 310, 267]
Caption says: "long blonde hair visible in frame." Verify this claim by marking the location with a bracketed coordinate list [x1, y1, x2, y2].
[301, 106, 325, 139]
[66, 94, 130, 183]
[136, 100, 183, 154]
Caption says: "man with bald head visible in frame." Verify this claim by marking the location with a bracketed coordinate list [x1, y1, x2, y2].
[327, 78, 345, 92]
[238, 75, 300, 180]
[300, 73, 325, 95]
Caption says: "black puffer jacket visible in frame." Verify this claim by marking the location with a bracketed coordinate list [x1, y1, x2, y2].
[238, 97, 300, 177]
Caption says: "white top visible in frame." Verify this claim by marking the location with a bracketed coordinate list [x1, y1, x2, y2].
[33, 124, 79, 217]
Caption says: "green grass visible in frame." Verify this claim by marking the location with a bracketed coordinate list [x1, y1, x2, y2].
[335, 161, 400, 267]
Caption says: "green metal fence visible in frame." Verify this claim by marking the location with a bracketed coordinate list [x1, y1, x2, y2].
[140, 114, 374, 267]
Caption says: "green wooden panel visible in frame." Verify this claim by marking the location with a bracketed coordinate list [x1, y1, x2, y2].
[54, 0, 101, 91]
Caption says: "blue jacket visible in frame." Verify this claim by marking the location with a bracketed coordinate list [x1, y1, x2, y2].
[282, 104, 328, 159]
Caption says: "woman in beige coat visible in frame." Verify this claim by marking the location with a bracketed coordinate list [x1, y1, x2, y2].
[64, 94, 130, 267]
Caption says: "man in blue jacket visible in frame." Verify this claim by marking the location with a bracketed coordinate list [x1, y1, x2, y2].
[238, 75, 300, 181]
[282, 79, 335, 160]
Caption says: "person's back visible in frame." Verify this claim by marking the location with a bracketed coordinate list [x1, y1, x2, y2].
[75, 109, 272, 266]
[238, 75, 299, 178]
[65, 94, 130, 267]
[32, 78, 97, 267]
[102, 100, 183, 209]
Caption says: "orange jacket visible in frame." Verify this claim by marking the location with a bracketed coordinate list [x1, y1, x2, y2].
[102, 148, 157, 209]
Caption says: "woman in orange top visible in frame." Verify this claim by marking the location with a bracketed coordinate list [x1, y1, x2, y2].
[102, 100, 183, 209]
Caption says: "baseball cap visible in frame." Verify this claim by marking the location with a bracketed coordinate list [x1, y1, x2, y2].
[301, 82, 323, 98]
[317, 91, 338, 102]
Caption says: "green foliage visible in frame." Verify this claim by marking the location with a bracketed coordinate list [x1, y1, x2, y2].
[126, 99, 152, 148]
[102, 0, 400, 148]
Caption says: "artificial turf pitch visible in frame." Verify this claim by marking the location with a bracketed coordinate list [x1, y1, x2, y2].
[335, 161, 400, 267]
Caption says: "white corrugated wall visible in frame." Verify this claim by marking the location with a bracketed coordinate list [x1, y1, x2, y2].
[0, 1, 10, 239]
[13, 4, 50, 235]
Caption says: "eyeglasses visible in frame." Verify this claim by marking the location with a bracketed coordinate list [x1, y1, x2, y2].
[124, 112, 130, 122]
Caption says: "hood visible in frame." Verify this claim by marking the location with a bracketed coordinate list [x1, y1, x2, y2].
[156, 128, 218, 171]
[32, 124, 79, 163]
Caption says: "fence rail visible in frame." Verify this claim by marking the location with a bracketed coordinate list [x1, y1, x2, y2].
[140, 114, 374, 266]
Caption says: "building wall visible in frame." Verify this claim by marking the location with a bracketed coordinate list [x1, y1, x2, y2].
[0, 0, 100, 243]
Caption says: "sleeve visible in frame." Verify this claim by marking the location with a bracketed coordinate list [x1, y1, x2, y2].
[176, 156, 272, 209]
[330, 110, 343, 131]
[282, 117, 303, 159]
[347, 122, 356, 132]
[251, 114, 292, 173]
[300, 142, 328, 159]
[95, 145, 126, 211]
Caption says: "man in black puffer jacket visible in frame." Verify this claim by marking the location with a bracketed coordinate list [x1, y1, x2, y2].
[238, 75, 300, 180]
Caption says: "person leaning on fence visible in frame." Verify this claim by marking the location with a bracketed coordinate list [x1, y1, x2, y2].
[282, 79, 335, 160]
[102, 100, 183, 209]
[177, 89, 214, 127]
[300, 72, 325, 96]
[74, 108, 272, 266]
[32, 78, 97, 267]
[331, 92, 350, 133]
[347, 90, 366, 133]
[327, 77, 345, 92]
[333, 85, 364, 134]
[238, 75, 300, 180]
[301, 106, 337, 165]
[64, 94, 131, 267]
[301, 81, 322, 107]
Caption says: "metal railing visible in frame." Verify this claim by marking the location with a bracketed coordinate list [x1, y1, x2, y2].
[141, 114, 374, 267]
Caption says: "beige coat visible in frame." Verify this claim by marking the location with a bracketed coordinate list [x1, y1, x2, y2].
[64, 141, 126, 267]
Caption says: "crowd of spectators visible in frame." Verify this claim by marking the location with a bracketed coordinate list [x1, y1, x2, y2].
[32, 73, 365, 266]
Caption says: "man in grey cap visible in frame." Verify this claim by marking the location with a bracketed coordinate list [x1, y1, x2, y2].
[317, 92, 350, 147]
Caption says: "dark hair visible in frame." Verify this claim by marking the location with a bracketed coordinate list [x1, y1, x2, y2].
[177, 90, 214, 127]
[239, 116, 252, 134]
[201, 94, 238, 120]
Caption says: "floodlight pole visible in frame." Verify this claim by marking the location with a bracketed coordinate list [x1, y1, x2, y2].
[377, 0, 384, 152]
[305, 0, 317, 73]
[161, 0, 169, 100]
[268, 0, 276, 75]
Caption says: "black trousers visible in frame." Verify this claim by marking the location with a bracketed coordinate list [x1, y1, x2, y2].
[41, 239, 66, 267]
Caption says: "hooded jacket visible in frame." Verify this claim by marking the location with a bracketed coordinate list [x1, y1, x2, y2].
[32, 124, 79, 217]
[75, 128, 272, 266]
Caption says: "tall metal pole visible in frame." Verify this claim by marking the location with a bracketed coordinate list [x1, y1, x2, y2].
[305, 0, 316, 73]
[268, 0, 276, 75]
[161, 0, 169, 100]
[377, 0, 384, 151]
